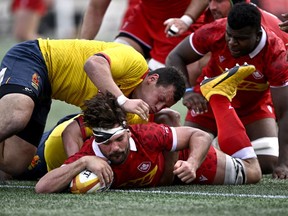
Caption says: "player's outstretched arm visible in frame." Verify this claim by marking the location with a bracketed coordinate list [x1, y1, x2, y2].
[35, 157, 87, 193]
[35, 156, 113, 193]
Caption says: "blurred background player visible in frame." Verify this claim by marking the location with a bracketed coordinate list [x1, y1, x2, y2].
[10, 0, 54, 41]
[79, 0, 139, 40]
[79, 0, 209, 70]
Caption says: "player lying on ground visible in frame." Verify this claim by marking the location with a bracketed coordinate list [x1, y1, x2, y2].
[0, 37, 185, 180]
[35, 64, 262, 193]
[17, 107, 182, 181]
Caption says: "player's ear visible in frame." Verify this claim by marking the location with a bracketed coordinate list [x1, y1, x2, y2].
[256, 29, 262, 42]
[147, 73, 159, 84]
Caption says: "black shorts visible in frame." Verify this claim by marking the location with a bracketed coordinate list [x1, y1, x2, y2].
[0, 40, 52, 146]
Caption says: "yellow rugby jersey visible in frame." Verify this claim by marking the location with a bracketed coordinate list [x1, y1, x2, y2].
[44, 113, 148, 171]
[38, 38, 149, 108]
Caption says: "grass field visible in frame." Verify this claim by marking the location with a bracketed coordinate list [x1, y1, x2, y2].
[1, 8, 288, 215]
[1, 175, 288, 216]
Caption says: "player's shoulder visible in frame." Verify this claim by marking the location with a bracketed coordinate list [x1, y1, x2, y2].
[129, 123, 171, 136]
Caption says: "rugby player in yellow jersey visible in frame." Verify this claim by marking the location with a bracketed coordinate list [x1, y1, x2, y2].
[0, 39, 185, 180]
[17, 106, 182, 180]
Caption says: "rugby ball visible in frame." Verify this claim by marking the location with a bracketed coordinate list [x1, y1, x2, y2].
[70, 169, 111, 194]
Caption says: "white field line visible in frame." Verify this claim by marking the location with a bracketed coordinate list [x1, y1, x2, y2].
[113, 189, 288, 199]
[1, 184, 288, 199]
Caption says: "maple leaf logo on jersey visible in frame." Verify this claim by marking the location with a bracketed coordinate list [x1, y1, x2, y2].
[251, 70, 263, 79]
[137, 162, 151, 172]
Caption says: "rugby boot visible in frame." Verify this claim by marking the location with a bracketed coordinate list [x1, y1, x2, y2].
[200, 63, 255, 101]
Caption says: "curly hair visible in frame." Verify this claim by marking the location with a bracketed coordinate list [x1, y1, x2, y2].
[83, 92, 127, 129]
[228, 2, 261, 31]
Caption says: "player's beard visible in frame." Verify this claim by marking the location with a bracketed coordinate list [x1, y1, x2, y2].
[108, 146, 130, 165]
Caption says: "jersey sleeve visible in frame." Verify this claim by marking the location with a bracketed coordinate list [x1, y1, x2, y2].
[191, 19, 226, 56]
[100, 45, 148, 80]
[263, 32, 288, 87]
[98, 44, 149, 96]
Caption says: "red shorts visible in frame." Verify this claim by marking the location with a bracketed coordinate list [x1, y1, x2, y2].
[176, 146, 217, 184]
[185, 98, 275, 134]
[11, 0, 48, 16]
[118, 3, 204, 63]
[121, 0, 140, 25]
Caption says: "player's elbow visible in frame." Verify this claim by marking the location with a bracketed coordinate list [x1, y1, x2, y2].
[35, 181, 49, 194]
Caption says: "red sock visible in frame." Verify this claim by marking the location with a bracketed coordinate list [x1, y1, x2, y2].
[209, 95, 252, 156]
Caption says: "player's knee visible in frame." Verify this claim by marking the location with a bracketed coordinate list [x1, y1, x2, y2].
[224, 156, 261, 185]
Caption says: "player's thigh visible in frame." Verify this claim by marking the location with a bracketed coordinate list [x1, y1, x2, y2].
[0, 135, 36, 176]
[245, 118, 277, 140]
[0, 93, 34, 132]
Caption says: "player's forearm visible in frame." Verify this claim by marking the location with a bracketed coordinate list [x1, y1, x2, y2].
[166, 52, 189, 88]
[277, 117, 288, 167]
[187, 130, 211, 169]
[35, 158, 86, 193]
[84, 55, 123, 98]
[184, 0, 209, 22]
[79, 0, 111, 39]
[80, 18, 102, 39]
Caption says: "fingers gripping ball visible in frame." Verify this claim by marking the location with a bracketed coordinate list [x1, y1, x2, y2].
[70, 169, 112, 194]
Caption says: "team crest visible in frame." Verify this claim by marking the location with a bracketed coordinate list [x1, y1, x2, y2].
[137, 162, 151, 172]
[31, 73, 40, 90]
[251, 70, 263, 79]
[28, 155, 40, 170]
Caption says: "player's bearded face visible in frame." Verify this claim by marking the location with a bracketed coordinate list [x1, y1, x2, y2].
[99, 131, 130, 165]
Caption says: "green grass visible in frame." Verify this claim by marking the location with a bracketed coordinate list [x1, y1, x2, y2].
[1, 175, 288, 216]
[1, 32, 288, 216]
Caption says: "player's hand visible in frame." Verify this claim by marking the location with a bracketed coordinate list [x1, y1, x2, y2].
[84, 156, 114, 187]
[154, 108, 181, 126]
[279, 13, 288, 33]
[183, 92, 208, 115]
[164, 18, 189, 37]
[173, 160, 197, 184]
[272, 164, 288, 179]
[122, 99, 150, 121]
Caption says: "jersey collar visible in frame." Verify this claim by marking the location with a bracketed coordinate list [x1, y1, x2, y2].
[92, 137, 137, 161]
[249, 26, 266, 58]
